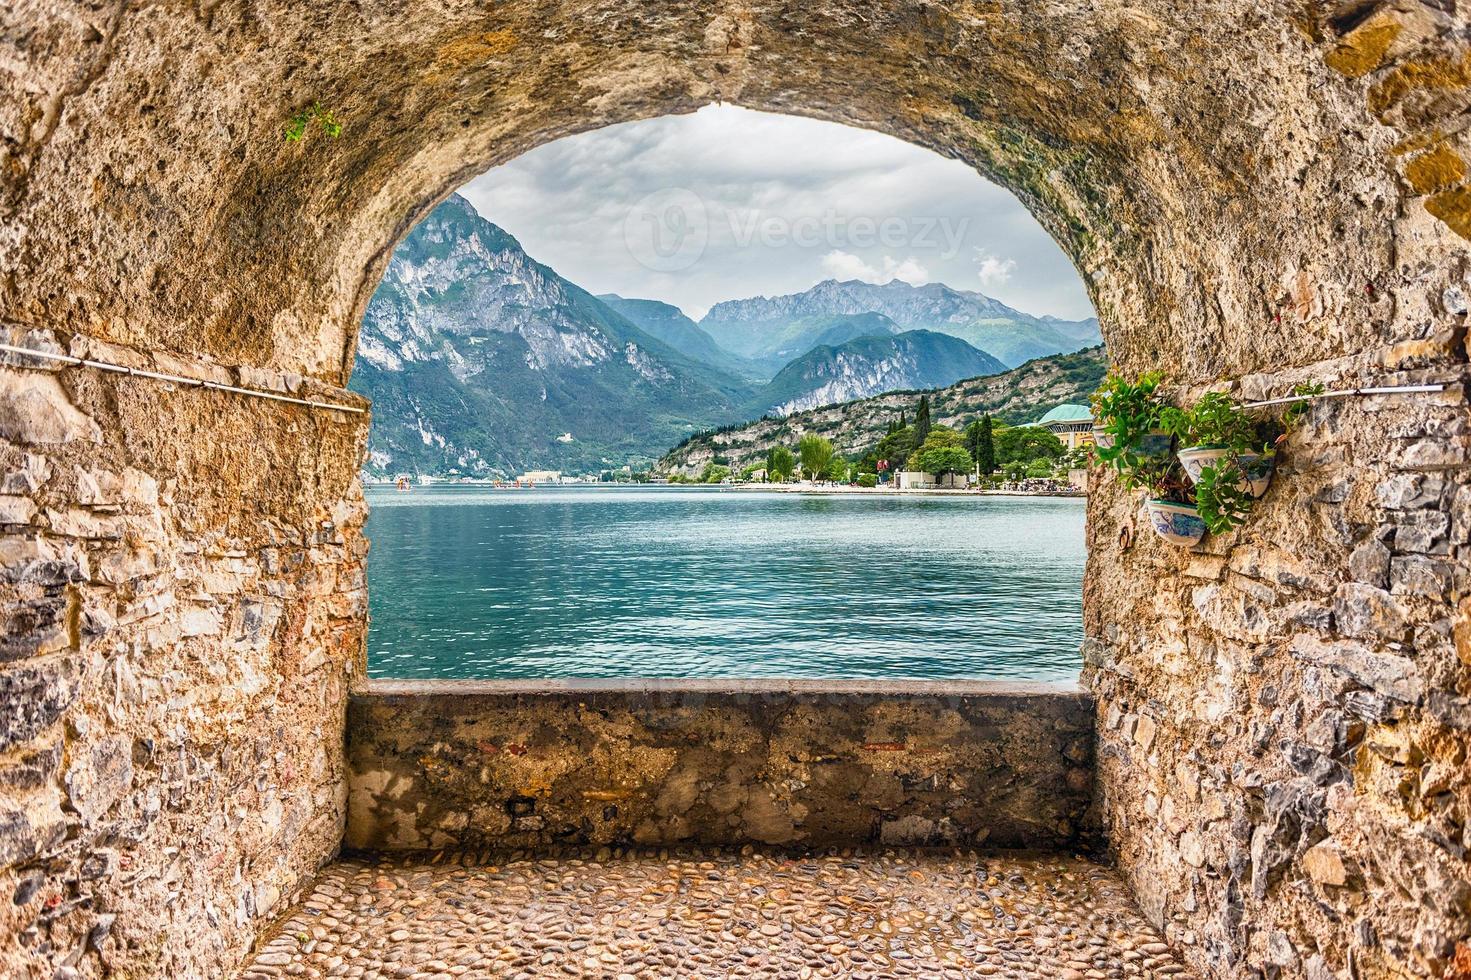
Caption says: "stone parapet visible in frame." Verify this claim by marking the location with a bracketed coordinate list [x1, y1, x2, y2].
[346, 679, 1096, 853]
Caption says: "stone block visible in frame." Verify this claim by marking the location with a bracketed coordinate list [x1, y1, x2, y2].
[65, 736, 134, 825]
[0, 373, 101, 444]
[346, 680, 1096, 852]
[0, 810, 40, 867]
[1179, 830, 1206, 867]
[1333, 583, 1407, 641]
[0, 739, 62, 791]
[1302, 841, 1349, 886]
[1348, 538, 1391, 587]
[0, 536, 85, 586]
[0, 593, 73, 662]
[1290, 636, 1423, 703]
[1134, 714, 1158, 752]
[0, 453, 50, 494]
[0, 495, 38, 525]
[1376, 474, 1443, 510]
[1392, 510, 1450, 554]
[180, 606, 223, 637]
[0, 658, 80, 751]
[1389, 555, 1453, 598]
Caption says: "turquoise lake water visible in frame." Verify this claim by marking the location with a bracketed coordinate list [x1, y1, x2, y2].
[364, 486, 1085, 681]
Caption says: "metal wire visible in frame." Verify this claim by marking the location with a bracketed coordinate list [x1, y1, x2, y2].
[2, 340, 1454, 417]
[0, 342, 366, 415]
[1242, 383, 1450, 409]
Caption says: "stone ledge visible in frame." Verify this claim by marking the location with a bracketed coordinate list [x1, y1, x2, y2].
[347, 679, 1095, 853]
[361, 677, 1085, 697]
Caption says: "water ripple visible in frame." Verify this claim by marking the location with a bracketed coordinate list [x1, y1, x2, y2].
[365, 486, 1085, 681]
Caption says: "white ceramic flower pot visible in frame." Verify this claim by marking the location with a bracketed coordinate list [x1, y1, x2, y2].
[1236, 451, 1274, 498]
[1143, 499, 1206, 547]
[1177, 446, 1275, 498]
[1177, 445, 1231, 485]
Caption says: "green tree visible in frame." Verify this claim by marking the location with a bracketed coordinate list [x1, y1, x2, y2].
[699, 462, 731, 483]
[994, 425, 1065, 465]
[824, 457, 851, 483]
[913, 395, 932, 446]
[740, 462, 765, 482]
[798, 434, 835, 481]
[966, 415, 996, 474]
[905, 426, 963, 468]
[767, 445, 796, 482]
[911, 428, 973, 481]
[920, 446, 975, 481]
[870, 426, 915, 477]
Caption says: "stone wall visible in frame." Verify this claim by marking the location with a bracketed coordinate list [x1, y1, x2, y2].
[1084, 358, 1469, 979]
[1077, 4, 1471, 977]
[346, 680, 1095, 853]
[0, 329, 369, 978]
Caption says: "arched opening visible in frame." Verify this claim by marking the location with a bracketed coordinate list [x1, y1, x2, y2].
[1, 4, 1467, 978]
[357, 105, 1098, 683]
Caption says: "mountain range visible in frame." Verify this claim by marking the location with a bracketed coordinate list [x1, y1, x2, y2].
[350, 194, 1101, 478]
[700, 278, 1100, 369]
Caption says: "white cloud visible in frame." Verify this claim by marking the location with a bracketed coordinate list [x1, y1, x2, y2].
[975, 249, 1017, 288]
[459, 104, 1093, 321]
[820, 250, 931, 286]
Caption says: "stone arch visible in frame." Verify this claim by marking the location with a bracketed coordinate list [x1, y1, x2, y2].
[1, 2, 1467, 979]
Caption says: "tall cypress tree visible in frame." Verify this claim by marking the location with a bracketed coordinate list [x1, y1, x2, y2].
[913, 395, 931, 446]
[977, 415, 996, 475]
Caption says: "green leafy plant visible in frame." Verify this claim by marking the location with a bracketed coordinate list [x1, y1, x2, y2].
[1159, 391, 1260, 452]
[798, 434, 835, 481]
[766, 445, 796, 483]
[699, 462, 730, 484]
[1280, 381, 1325, 432]
[1090, 370, 1169, 491]
[1136, 455, 1193, 505]
[284, 101, 343, 142]
[1194, 461, 1254, 533]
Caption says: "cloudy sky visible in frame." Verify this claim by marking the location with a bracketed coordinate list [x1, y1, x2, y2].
[461, 105, 1093, 322]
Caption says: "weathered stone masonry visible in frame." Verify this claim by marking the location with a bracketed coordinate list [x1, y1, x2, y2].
[0, 329, 370, 977]
[2, 0, 1470, 978]
[345, 680, 1096, 853]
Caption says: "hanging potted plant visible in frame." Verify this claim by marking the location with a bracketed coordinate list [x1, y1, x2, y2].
[1091, 371, 1205, 546]
[1156, 383, 1323, 534]
[1135, 454, 1208, 547]
[1090, 370, 1171, 464]
[1159, 391, 1274, 497]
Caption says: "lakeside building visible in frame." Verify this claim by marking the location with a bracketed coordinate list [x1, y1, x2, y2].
[898, 470, 974, 489]
[1034, 403, 1095, 450]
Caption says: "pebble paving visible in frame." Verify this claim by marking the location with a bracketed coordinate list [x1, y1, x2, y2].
[240, 847, 1194, 979]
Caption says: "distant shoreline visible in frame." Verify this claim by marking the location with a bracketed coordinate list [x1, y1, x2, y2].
[722, 483, 1084, 498]
[364, 482, 1084, 499]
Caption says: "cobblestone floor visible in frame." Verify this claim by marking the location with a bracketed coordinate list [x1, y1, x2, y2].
[240, 847, 1192, 979]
